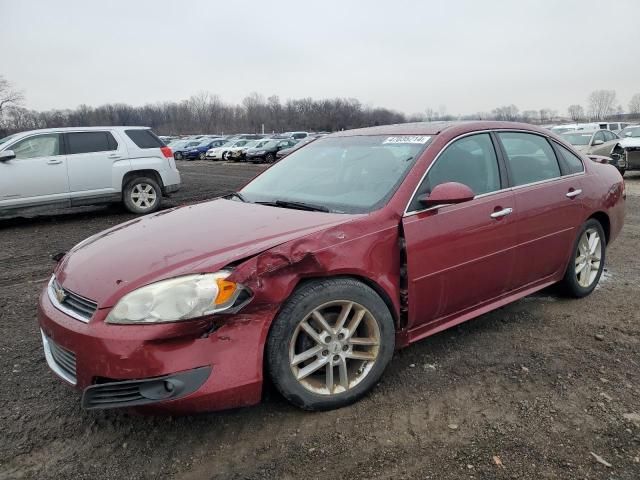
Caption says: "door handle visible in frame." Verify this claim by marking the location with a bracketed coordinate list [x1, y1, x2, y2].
[108, 153, 122, 159]
[490, 207, 513, 219]
[566, 189, 582, 198]
[47, 159, 63, 165]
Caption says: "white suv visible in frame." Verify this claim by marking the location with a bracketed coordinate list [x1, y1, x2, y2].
[0, 126, 181, 216]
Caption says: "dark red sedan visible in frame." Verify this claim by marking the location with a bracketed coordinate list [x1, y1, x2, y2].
[38, 121, 625, 413]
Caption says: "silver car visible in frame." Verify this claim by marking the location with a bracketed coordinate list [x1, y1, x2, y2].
[0, 126, 181, 217]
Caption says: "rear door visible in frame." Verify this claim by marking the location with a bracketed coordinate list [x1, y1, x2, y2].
[65, 131, 127, 196]
[0, 133, 69, 207]
[496, 132, 585, 289]
[402, 133, 517, 330]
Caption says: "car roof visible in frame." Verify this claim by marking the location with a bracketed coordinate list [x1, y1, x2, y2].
[9, 126, 151, 136]
[328, 121, 552, 138]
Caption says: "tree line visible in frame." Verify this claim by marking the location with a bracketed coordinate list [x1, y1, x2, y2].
[1, 76, 639, 137]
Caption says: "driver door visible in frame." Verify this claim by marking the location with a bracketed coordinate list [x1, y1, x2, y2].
[401, 133, 517, 332]
[0, 133, 70, 208]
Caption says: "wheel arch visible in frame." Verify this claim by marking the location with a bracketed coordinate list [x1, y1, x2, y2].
[588, 211, 610, 244]
[290, 274, 400, 328]
[122, 169, 165, 195]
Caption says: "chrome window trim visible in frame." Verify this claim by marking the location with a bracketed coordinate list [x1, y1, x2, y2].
[403, 129, 586, 217]
[40, 329, 77, 385]
[47, 275, 91, 323]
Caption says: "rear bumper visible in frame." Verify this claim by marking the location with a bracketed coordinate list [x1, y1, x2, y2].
[37, 288, 272, 413]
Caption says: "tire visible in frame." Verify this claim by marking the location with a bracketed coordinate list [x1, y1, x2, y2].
[266, 278, 395, 411]
[199, 152, 206, 160]
[265, 153, 275, 163]
[560, 219, 606, 298]
[174, 152, 183, 160]
[122, 176, 162, 215]
[222, 151, 228, 161]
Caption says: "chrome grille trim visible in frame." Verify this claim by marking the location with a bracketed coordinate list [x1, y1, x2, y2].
[41, 330, 77, 385]
[48, 276, 97, 323]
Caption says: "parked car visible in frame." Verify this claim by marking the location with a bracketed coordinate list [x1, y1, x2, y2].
[276, 136, 317, 159]
[283, 131, 309, 140]
[245, 138, 297, 163]
[0, 127, 180, 216]
[184, 138, 228, 160]
[560, 130, 626, 174]
[618, 125, 640, 174]
[226, 140, 264, 161]
[206, 139, 252, 161]
[549, 123, 599, 135]
[37, 121, 624, 414]
[597, 122, 629, 133]
[170, 139, 201, 160]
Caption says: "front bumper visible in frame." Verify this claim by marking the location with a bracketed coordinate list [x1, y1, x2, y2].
[38, 288, 271, 413]
[626, 148, 640, 171]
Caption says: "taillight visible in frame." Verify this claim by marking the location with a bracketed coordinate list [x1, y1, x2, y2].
[161, 146, 173, 159]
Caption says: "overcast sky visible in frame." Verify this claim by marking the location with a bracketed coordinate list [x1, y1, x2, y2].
[2, 0, 639, 116]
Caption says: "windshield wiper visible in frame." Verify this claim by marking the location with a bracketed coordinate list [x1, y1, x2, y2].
[256, 200, 330, 212]
[225, 191, 247, 202]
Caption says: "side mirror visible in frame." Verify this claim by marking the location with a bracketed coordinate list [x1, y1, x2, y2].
[0, 150, 16, 162]
[418, 182, 475, 207]
[592, 139, 604, 146]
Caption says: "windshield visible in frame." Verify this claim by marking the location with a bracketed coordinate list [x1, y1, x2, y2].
[620, 126, 640, 138]
[0, 134, 18, 147]
[241, 140, 259, 148]
[241, 135, 431, 213]
[561, 133, 593, 146]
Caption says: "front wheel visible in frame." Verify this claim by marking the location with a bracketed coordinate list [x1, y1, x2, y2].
[199, 152, 206, 160]
[266, 278, 395, 411]
[265, 153, 275, 163]
[560, 219, 606, 297]
[123, 177, 162, 214]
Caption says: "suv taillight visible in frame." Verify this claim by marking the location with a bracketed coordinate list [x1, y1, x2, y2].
[161, 146, 173, 159]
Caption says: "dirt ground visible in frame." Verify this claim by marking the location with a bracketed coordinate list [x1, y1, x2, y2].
[1, 162, 639, 480]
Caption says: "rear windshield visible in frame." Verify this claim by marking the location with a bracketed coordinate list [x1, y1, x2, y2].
[125, 129, 164, 148]
[561, 133, 592, 146]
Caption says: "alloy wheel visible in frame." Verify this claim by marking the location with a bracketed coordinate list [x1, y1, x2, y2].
[289, 300, 380, 395]
[130, 183, 157, 211]
[575, 227, 602, 288]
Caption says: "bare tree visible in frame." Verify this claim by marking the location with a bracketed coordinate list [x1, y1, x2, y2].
[567, 104, 584, 121]
[492, 105, 519, 121]
[0, 76, 24, 117]
[628, 93, 640, 116]
[588, 90, 617, 120]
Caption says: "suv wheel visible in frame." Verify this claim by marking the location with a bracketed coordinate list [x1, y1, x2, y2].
[123, 177, 162, 214]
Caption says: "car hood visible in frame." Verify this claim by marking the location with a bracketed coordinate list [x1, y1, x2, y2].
[56, 199, 357, 308]
[620, 137, 640, 148]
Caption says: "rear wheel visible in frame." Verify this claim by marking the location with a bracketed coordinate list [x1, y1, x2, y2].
[267, 278, 395, 411]
[174, 152, 183, 160]
[123, 176, 162, 214]
[199, 152, 206, 160]
[560, 219, 606, 297]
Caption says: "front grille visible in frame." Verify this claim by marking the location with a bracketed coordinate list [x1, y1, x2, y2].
[61, 289, 97, 318]
[82, 366, 211, 410]
[84, 382, 146, 408]
[48, 276, 97, 322]
[41, 330, 77, 385]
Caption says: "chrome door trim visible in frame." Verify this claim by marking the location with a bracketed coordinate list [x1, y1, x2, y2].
[403, 128, 586, 218]
[490, 207, 513, 219]
[566, 189, 582, 198]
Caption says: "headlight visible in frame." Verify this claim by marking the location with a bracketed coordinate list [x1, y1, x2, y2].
[106, 272, 249, 324]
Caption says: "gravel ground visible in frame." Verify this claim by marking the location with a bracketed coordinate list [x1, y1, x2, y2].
[1, 162, 639, 480]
